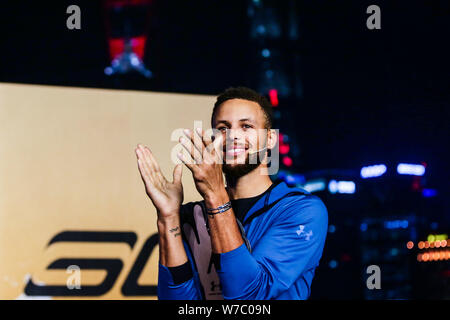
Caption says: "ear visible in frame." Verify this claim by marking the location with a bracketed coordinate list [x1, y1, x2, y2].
[267, 129, 278, 150]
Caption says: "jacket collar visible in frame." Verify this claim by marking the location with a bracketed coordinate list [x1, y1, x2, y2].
[242, 178, 290, 223]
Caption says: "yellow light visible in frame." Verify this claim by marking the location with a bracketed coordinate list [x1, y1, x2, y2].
[428, 234, 436, 242]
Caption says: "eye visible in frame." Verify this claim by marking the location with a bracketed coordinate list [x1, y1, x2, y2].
[242, 124, 253, 129]
[217, 127, 227, 132]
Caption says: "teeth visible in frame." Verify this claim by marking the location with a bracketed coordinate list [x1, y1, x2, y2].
[226, 148, 245, 155]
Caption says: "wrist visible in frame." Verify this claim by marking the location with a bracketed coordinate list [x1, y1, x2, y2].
[204, 189, 230, 209]
[157, 215, 180, 229]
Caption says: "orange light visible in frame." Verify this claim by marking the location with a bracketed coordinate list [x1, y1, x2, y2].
[418, 241, 425, 249]
[424, 241, 430, 248]
[430, 242, 435, 248]
[417, 254, 422, 262]
[442, 240, 447, 247]
[406, 241, 414, 249]
[423, 253, 429, 261]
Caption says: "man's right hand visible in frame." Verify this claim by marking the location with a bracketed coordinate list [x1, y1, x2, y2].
[135, 144, 183, 221]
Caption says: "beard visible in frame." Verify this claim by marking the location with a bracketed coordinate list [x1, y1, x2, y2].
[222, 149, 266, 178]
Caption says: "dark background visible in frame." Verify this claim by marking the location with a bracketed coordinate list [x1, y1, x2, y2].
[1, 0, 449, 299]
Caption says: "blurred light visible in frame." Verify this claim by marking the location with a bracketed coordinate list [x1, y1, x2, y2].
[256, 25, 266, 35]
[131, 55, 140, 67]
[302, 180, 326, 193]
[418, 241, 425, 249]
[261, 48, 271, 58]
[328, 225, 336, 233]
[428, 234, 448, 242]
[285, 175, 295, 184]
[269, 88, 279, 107]
[104, 67, 113, 75]
[360, 164, 387, 178]
[390, 248, 399, 256]
[293, 174, 305, 184]
[442, 240, 448, 247]
[407, 241, 414, 249]
[328, 180, 356, 194]
[282, 156, 293, 167]
[384, 219, 408, 229]
[328, 260, 338, 269]
[360, 223, 368, 232]
[279, 144, 290, 154]
[422, 188, 438, 198]
[417, 254, 422, 262]
[424, 241, 430, 248]
[430, 222, 439, 230]
[397, 163, 425, 176]
[266, 70, 274, 79]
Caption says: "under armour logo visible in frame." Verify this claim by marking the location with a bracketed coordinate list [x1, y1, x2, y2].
[296, 225, 313, 240]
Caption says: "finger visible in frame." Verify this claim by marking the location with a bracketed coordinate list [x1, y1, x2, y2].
[194, 127, 209, 148]
[139, 144, 161, 172]
[137, 157, 156, 193]
[210, 133, 224, 162]
[172, 163, 183, 185]
[139, 144, 167, 183]
[179, 135, 203, 164]
[184, 129, 204, 155]
[177, 151, 196, 173]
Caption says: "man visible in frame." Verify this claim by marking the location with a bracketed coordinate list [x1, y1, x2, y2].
[135, 87, 328, 300]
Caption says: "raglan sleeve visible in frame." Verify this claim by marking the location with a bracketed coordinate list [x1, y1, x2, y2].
[215, 195, 328, 300]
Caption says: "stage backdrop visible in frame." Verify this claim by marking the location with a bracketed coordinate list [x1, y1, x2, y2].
[0, 83, 215, 299]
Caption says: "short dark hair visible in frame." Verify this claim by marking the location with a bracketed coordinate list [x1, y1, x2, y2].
[211, 86, 273, 129]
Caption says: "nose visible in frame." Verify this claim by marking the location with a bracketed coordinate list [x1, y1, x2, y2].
[226, 128, 244, 141]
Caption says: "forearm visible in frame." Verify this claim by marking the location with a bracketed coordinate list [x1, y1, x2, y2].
[205, 190, 244, 254]
[157, 214, 188, 267]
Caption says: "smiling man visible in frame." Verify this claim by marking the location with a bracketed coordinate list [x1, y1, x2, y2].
[135, 87, 328, 300]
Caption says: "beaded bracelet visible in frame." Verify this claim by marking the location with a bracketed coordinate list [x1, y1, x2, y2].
[206, 201, 232, 216]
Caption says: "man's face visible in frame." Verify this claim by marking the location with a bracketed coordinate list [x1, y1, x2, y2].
[212, 98, 269, 178]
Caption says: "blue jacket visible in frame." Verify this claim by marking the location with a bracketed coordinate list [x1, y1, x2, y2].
[157, 180, 328, 300]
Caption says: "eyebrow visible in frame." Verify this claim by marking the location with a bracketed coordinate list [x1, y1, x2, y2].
[215, 118, 255, 125]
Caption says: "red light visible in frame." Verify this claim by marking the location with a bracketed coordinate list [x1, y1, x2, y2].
[280, 144, 290, 155]
[108, 38, 125, 60]
[131, 36, 147, 59]
[269, 89, 279, 107]
[282, 156, 293, 167]
[108, 36, 147, 60]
